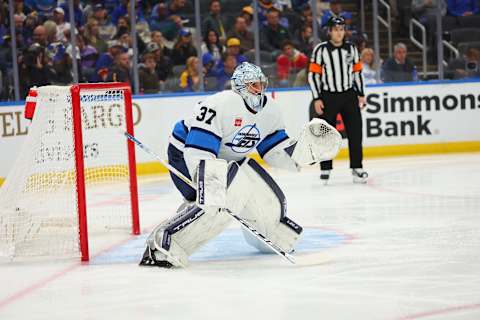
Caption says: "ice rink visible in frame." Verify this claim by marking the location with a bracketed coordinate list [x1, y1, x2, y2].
[1, 153, 480, 320]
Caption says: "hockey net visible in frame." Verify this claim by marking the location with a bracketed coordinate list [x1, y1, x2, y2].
[0, 83, 139, 261]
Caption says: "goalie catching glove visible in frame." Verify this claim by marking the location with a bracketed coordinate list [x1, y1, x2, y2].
[290, 118, 342, 166]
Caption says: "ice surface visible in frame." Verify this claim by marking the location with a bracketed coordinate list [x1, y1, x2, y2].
[1, 154, 479, 320]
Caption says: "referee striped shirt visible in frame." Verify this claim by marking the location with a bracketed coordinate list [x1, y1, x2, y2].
[307, 41, 365, 100]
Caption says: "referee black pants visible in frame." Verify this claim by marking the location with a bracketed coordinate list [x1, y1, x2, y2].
[309, 89, 363, 170]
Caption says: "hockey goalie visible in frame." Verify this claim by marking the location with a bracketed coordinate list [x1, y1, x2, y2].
[140, 62, 342, 268]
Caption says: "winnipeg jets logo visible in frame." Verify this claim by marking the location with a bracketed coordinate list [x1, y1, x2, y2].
[225, 124, 261, 153]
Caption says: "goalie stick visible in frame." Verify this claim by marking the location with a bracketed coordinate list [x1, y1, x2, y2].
[122, 131, 296, 264]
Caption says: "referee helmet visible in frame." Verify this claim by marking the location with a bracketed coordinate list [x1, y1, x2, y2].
[326, 16, 346, 29]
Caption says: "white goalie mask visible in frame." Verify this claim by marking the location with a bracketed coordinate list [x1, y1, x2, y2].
[231, 62, 268, 112]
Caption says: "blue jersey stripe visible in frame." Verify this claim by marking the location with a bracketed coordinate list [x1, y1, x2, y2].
[172, 120, 189, 143]
[185, 127, 221, 156]
[257, 129, 289, 158]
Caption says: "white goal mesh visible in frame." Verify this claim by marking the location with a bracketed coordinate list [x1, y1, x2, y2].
[0, 84, 139, 261]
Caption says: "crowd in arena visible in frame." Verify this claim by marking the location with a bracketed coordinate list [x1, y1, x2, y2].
[0, 0, 478, 100]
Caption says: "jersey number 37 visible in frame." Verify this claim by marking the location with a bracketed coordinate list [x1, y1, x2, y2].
[196, 106, 216, 125]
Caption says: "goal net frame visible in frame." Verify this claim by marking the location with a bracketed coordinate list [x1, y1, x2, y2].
[0, 82, 140, 262]
[72, 83, 140, 261]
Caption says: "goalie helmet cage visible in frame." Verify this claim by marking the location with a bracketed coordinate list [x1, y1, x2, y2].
[0, 83, 140, 262]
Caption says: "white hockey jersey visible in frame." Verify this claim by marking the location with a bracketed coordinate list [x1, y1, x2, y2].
[169, 90, 297, 175]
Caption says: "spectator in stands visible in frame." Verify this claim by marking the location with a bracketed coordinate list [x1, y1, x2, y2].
[92, 4, 116, 42]
[381, 42, 417, 82]
[32, 25, 47, 47]
[214, 54, 237, 91]
[13, 0, 26, 21]
[24, 0, 56, 19]
[107, 51, 132, 84]
[321, 1, 352, 26]
[23, 12, 39, 45]
[241, 6, 254, 32]
[52, 7, 71, 43]
[294, 25, 314, 57]
[92, 43, 125, 82]
[202, 0, 227, 44]
[225, 38, 247, 65]
[260, 9, 291, 56]
[113, 20, 146, 57]
[149, 2, 184, 41]
[293, 62, 309, 87]
[60, 0, 85, 27]
[202, 52, 220, 90]
[112, 0, 146, 25]
[171, 29, 197, 66]
[150, 31, 172, 57]
[412, 0, 447, 25]
[447, 47, 480, 79]
[47, 42, 73, 85]
[145, 42, 173, 84]
[139, 53, 160, 94]
[447, 0, 479, 16]
[201, 30, 225, 65]
[114, 26, 133, 58]
[168, 0, 188, 16]
[84, 18, 108, 54]
[291, 0, 311, 12]
[361, 48, 380, 84]
[291, 4, 313, 36]
[14, 14, 25, 33]
[276, 40, 308, 85]
[43, 20, 58, 45]
[19, 43, 55, 98]
[179, 56, 200, 92]
[256, 0, 289, 28]
[227, 16, 254, 53]
[77, 35, 99, 82]
[116, 16, 131, 34]
[321, 0, 354, 36]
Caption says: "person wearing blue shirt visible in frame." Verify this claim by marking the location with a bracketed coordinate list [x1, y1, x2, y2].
[60, 0, 85, 27]
[214, 54, 238, 91]
[224, 38, 247, 65]
[111, 0, 146, 25]
[447, 0, 479, 16]
[321, 1, 353, 27]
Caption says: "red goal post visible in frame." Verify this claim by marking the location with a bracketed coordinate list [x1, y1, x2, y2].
[0, 83, 140, 262]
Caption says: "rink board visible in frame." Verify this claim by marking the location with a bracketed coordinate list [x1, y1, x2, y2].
[1, 79, 479, 182]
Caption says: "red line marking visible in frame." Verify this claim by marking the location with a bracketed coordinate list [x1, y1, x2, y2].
[396, 303, 480, 320]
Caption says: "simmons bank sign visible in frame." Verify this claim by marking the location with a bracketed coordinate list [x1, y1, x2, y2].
[362, 81, 480, 145]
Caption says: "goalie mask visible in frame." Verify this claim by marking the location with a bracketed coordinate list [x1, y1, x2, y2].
[231, 62, 268, 112]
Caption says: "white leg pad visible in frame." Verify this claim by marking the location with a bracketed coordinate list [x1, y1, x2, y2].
[227, 159, 303, 254]
[147, 205, 231, 267]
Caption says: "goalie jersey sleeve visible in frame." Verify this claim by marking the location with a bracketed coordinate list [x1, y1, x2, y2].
[182, 99, 224, 177]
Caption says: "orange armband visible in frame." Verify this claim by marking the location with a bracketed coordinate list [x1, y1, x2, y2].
[309, 63, 323, 74]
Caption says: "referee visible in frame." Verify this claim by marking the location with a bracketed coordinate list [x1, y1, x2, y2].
[307, 16, 368, 184]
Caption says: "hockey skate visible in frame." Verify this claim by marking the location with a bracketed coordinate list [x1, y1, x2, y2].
[352, 168, 368, 184]
[320, 170, 331, 185]
[139, 247, 174, 268]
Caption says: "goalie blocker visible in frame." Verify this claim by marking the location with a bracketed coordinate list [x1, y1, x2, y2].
[140, 158, 303, 268]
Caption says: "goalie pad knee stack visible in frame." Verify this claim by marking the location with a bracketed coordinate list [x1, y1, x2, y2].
[227, 159, 303, 254]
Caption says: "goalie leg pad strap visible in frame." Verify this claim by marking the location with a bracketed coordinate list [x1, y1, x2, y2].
[146, 204, 231, 267]
[227, 159, 303, 253]
[196, 159, 228, 208]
